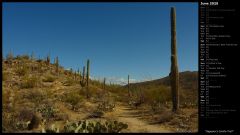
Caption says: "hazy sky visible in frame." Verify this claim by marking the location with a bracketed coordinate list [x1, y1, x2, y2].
[3, 2, 198, 84]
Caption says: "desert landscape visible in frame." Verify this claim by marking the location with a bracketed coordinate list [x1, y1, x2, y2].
[2, 5, 198, 133]
[2, 53, 198, 133]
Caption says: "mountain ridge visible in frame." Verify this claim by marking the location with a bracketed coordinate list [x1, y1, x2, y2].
[128, 71, 198, 91]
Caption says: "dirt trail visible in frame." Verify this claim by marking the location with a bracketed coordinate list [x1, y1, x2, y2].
[105, 103, 172, 133]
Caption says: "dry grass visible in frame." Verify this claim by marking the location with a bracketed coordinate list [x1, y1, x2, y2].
[15, 66, 28, 77]
[42, 75, 57, 82]
[20, 76, 39, 89]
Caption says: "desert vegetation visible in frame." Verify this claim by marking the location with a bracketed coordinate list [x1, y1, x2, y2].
[2, 7, 198, 133]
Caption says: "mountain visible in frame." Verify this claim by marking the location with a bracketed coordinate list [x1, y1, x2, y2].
[130, 71, 198, 91]
[126, 71, 198, 105]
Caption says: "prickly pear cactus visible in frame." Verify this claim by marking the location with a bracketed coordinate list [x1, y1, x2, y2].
[64, 120, 128, 133]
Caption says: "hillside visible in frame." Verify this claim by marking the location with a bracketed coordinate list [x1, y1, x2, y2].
[127, 71, 198, 105]
[2, 55, 198, 133]
[130, 71, 198, 91]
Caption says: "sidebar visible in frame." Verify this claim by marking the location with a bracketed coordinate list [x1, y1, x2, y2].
[199, 0, 239, 134]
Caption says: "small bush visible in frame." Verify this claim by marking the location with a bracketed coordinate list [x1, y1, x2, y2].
[64, 92, 83, 110]
[6, 52, 14, 61]
[16, 66, 28, 77]
[3, 71, 10, 81]
[63, 78, 75, 86]
[16, 108, 37, 130]
[21, 76, 39, 89]
[145, 85, 171, 104]
[43, 75, 56, 82]
[2, 112, 18, 132]
[97, 101, 115, 112]
[16, 55, 30, 60]
[22, 89, 45, 104]
[37, 104, 57, 120]
[88, 110, 104, 118]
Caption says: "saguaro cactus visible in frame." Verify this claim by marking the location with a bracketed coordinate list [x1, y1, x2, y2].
[82, 66, 85, 81]
[103, 77, 106, 90]
[128, 75, 130, 97]
[31, 52, 35, 60]
[86, 59, 90, 98]
[170, 7, 179, 112]
[55, 56, 59, 74]
[46, 54, 50, 65]
[79, 71, 82, 80]
[74, 71, 77, 80]
[86, 59, 90, 87]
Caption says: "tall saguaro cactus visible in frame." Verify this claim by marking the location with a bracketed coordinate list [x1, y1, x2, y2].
[170, 7, 179, 112]
[82, 66, 85, 81]
[103, 77, 106, 90]
[55, 56, 59, 75]
[128, 75, 130, 97]
[46, 54, 50, 65]
[86, 59, 90, 98]
[86, 59, 90, 87]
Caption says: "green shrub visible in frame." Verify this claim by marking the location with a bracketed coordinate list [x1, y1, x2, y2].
[145, 85, 171, 104]
[64, 92, 83, 108]
[37, 104, 57, 120]
[142, 86, 171, 112]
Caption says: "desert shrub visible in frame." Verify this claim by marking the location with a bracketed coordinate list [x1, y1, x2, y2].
[2, 89, 11, 109]
[15, 55, 30, 60]
[20, 76, 39, 89]
[15, 66, 28, 77]
[64, 120, 128, 133]
[54, 113, 69, 121]
[3, 108, 40, 131]
[21, 89, 45, 104]
[135, 86, 171, 112]
[91, 79, 103, 88]
[42, 75, 56, 82]
[3, 71, 10, 81]
[6, 52, 14, 61]
[16, 108, 38, 130]
[36, 59, 43, 63]
[40, 121, 60, 133]
[63, 78, 75, 86]
[64, 92, 83, 110]
[37, 104, 57, 120]
[2, 112, 18, 132]
[155, 111, 173, 124]
[97, 100, 115, 112]
[145, 85, 171, 104]
[88, 110, 104, 118]
[15, 121, 32, 131]
[97, 103, 115, 112]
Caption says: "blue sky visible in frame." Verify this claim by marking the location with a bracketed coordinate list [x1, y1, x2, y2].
[2, 2, 198, 84]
